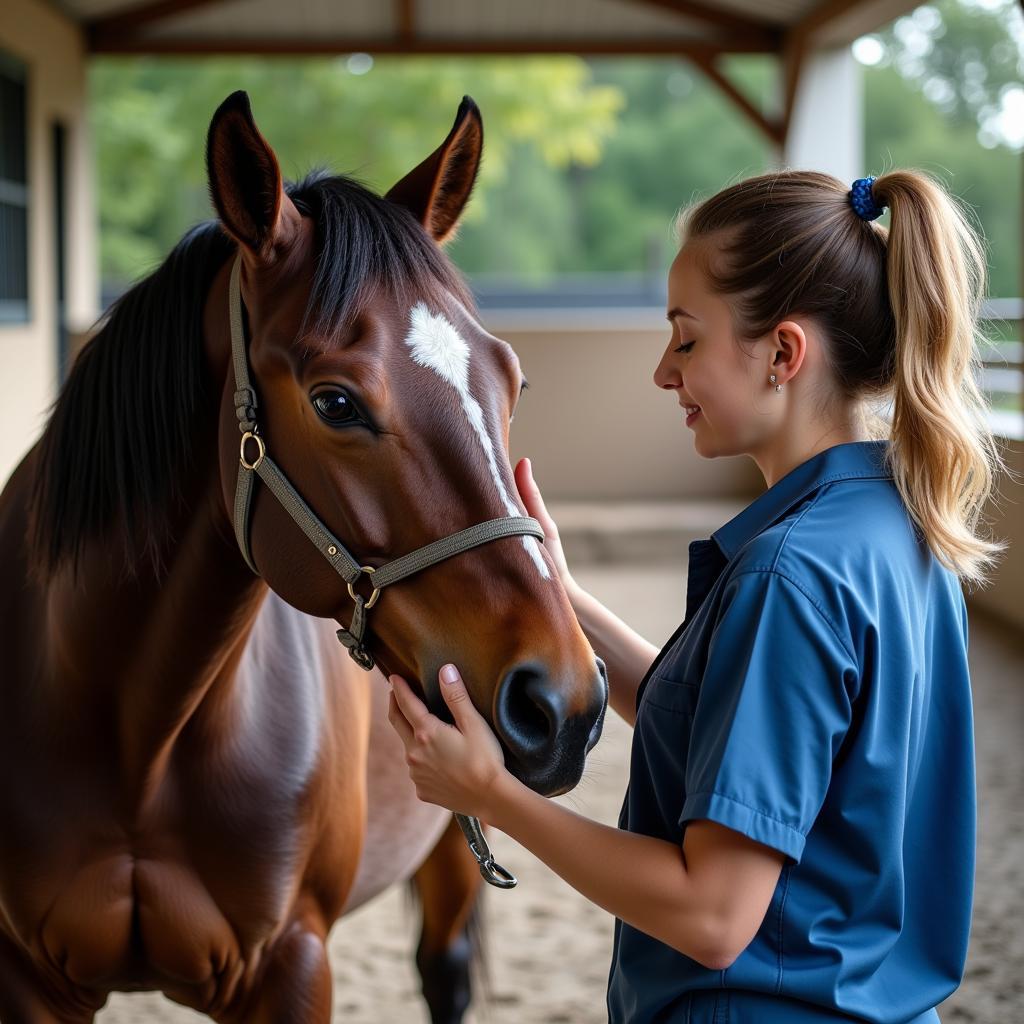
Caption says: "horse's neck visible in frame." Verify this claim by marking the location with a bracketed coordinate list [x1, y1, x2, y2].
[46, 450, 267, 796]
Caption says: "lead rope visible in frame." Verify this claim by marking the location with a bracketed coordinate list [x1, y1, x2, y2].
[228, 255, 527, 888]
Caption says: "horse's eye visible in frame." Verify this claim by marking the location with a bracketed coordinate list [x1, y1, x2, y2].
[312, 389, 361, 426]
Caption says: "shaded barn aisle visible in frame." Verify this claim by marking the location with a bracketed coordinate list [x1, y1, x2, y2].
[99, 534, 1023, 1023]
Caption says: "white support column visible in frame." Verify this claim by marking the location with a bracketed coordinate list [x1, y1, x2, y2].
[777, 45, 864, 181]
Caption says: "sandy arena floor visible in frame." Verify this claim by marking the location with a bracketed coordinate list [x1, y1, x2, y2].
[97, 562, 1024, 1024]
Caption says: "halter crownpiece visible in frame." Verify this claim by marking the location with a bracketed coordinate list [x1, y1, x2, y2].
[849, 176, 886, 222]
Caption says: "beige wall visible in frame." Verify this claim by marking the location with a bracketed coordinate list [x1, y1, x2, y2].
[492, 309, 764, 501]
[968, 439, 1024, 631]
[495, 307, 1021, 625]
[0, 0, 98, 488]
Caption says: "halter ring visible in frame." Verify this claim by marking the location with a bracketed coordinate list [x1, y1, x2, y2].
[239, 431, 266, 471]
[347, 565, 381, 609]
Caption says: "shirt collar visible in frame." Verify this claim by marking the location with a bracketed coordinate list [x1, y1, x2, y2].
[711, 440, 893, 561]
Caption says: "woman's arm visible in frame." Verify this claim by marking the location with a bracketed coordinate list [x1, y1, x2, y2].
[488, 772, 785, 969]
[514, 458, 656, 726]
[388, 669, 785, 969]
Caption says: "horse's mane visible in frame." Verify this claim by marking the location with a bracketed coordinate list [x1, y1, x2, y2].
[29, 170, 475, 580]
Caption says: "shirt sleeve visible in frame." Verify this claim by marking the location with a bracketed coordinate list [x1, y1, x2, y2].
[680, 568, 858, 863]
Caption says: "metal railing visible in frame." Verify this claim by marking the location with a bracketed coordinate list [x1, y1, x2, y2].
[980, 298, 1023, 440]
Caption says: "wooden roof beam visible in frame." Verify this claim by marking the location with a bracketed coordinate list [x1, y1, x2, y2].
[87, 0, 228, 49]
[396, 0, 415, 46]
[87, 35, 776, 56]
[632, 0, 783, 41]
[690, 54, 785, 147]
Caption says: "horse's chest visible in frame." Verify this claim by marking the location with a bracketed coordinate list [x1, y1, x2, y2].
[7, 758, 319, 992]
[38, 851, 277, 992]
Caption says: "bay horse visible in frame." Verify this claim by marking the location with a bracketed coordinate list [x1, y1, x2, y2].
[0, 91, 607, 1023]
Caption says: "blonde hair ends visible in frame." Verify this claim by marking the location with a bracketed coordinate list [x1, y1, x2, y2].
[873, 170, 1005, 586]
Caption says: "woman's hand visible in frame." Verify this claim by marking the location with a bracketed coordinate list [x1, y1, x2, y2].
[514, 458, 575, 593]
[387, 664, 511, 821]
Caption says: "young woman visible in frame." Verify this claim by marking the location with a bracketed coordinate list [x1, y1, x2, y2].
[386, 169, 1003, 1023]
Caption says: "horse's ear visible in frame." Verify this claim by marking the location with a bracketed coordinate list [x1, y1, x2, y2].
[206, 90, 301, 261]
[385, 96, 483, 243]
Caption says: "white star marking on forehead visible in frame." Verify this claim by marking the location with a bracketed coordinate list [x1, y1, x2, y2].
[404, 303, 550, 580]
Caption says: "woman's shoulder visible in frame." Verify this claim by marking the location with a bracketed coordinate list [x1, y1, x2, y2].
[733, 477, 913, 573]
[725, 476, 954, 634]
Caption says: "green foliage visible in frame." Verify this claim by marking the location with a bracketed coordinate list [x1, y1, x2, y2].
[873, 0, 1023, 129]
[89, 55, 623, 287]
[861, 0, 1022, 296]
[91, 0, 1021, 296]
[863, 62, 1021, 297]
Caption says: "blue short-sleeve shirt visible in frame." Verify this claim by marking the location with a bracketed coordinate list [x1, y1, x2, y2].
[607, 441, 975, 1024]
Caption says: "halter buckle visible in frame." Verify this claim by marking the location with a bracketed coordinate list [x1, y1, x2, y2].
[239, 431, 266, 471]
[347, 565, 381, 610]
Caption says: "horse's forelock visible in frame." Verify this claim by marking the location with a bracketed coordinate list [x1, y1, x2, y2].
[286, 171, 477, 351]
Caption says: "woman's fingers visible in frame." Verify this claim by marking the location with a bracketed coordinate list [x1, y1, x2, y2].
[439, 663, 486, 736]
[389, 674, 432, 732]
[387, 689, 414, 747]
[515, 457, 556, 533]
[515, 457, 572, 586]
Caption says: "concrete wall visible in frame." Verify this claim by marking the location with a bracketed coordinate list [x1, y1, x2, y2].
[0, 0, 98, 489]
[491, 309, 765, 501]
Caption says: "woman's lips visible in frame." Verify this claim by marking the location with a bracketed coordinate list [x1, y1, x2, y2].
[684, 405, 701, 427]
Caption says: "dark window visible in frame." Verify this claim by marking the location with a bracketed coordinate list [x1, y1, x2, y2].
[0, 51, 28, 324]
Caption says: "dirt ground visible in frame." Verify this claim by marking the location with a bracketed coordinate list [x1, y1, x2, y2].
[98, 562, 1024, 1024]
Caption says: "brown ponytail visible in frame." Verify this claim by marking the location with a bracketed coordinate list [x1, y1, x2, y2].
[678, 168, 1004, 586]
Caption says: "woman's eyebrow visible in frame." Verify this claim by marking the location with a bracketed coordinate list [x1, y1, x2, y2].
[667, 307, 701, 322]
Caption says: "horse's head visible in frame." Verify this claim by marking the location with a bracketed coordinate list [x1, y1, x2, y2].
[204, 92, 606, 796]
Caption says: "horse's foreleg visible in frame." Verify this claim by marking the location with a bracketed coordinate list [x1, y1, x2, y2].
[412, 813, 486, 1024]
[0, 933, 99, 1024]
[225, 918, 332, 1024]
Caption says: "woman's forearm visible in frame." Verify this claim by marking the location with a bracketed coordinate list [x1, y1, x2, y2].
[485, 771, 728, 967]
[567, 582, 658, 726]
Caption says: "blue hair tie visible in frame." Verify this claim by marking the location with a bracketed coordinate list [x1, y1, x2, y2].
[849, 176, 885, 221]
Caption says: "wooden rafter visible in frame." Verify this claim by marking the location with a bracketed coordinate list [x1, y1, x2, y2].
[87, 35, 774, 56]
[396, 0, 415, 45]
[690, 54, 784, 147]
[87, 0, 228, 49]
[631, 0, 781, 40]
[84, 0, 782, 55]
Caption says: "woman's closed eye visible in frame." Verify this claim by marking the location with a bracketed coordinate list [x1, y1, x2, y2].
[674, 341, 696, 354]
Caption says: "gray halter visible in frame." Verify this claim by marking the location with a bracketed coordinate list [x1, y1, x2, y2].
[229, 254, 537, 888]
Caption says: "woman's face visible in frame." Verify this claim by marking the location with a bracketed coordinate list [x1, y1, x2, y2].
[654, 241, 773, 460]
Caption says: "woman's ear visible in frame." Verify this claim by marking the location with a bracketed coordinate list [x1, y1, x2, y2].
[770, 321, 808, 385]
[385, 96, 483, 244]
[206, 90, 302, 264]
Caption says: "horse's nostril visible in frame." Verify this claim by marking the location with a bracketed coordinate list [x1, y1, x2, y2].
[494, 664, 564, 766]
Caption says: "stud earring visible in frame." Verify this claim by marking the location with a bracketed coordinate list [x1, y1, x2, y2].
[769, 374, 782, 392]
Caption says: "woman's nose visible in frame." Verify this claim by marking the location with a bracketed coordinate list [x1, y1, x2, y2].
[653, 362, 681, 390]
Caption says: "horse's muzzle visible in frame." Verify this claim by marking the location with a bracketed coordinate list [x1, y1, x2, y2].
[493, 656, 608, 796]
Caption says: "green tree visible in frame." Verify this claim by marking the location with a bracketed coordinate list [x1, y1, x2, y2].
[90, 56, 622, 287]
[92, 0, 1020, 297]
[860, 0, 1022, 296]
